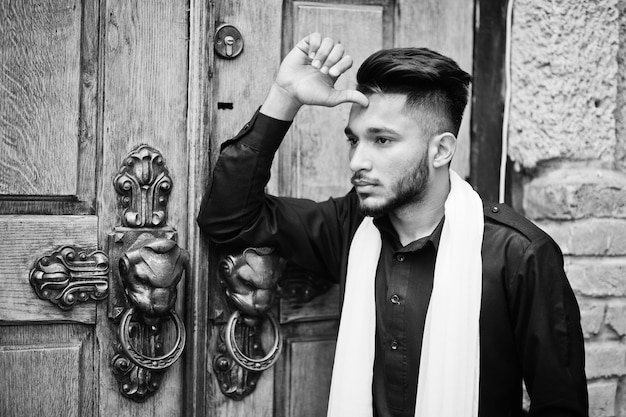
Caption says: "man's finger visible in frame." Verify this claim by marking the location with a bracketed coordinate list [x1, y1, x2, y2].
[295, 33, 321, 59]
[320, 43, 345, 74]
[294, 32, 322, 59]
[312, 37, 334, 69]
[328, 54, 353, 78]
[307, 32, 322, 59]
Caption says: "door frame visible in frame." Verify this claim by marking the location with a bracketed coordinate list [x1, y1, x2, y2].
[183, 0, 213, 416]
[470, 0, 510, 203]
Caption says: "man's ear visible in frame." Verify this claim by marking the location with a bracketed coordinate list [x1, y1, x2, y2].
[431, 132, 457, 168]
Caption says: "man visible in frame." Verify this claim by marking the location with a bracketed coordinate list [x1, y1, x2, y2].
[198, 33, 588, 417]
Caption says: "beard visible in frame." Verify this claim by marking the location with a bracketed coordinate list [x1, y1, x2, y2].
[357, 153, 430, 218]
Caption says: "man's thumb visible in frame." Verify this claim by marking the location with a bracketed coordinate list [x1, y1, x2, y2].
[329, 89, 369, 107]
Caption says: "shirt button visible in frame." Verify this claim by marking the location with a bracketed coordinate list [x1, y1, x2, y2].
[491, 206, 499, 213]
[396, 254, 405, 262]
[390, 294, 400, 305]
[390, 341, 399, 350]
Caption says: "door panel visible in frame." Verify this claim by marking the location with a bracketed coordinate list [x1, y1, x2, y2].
[0, 0, 83, 196]
[0, 0, 98, 214]
[0, 324, 95, 417]
[275, 321, 338, 417]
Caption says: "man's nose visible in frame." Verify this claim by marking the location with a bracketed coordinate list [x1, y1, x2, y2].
[349, 143, 372, 172]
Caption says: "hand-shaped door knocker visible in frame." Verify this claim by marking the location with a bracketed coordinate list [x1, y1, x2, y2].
[111, 237, 189, 401]
[213, 247, 285, 400]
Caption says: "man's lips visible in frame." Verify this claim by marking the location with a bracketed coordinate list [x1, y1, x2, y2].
[351, 176, 378, 187]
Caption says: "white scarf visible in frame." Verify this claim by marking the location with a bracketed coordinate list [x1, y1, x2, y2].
[327, 170, 484, 417]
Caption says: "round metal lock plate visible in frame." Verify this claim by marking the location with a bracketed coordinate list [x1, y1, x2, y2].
[215, 24, 244, 59]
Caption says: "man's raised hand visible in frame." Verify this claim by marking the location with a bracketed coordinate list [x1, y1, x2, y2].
[260, 33, 369, 121]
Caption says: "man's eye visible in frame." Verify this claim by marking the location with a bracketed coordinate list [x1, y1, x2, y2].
[376, 137, 390, 144]
[346, 137, 358, 146]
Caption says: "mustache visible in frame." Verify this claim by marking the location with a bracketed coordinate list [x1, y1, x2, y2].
[351, 173, 379, 186]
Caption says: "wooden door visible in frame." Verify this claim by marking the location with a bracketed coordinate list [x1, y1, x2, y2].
[207, 1, 473, 417]
[0, 1, 198, 416]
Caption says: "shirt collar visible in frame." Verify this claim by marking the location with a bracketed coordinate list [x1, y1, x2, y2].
[373, 214, 444, 252]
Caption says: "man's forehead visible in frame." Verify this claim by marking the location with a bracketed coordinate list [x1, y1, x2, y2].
[346, 93, 426, 133]
[356, 92, 408, 109]
[348, 93, 404, 118]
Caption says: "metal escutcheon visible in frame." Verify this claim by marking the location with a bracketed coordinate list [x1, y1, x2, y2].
[215, 24, 244, 59]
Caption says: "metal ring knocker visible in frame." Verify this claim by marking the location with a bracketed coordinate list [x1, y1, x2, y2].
[224, 310, 282, 371]
[118, 306, 186, 370]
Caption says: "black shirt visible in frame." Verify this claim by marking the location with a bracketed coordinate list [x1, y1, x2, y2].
[198, 111, 589, 417]
[372, 215, 440, 415]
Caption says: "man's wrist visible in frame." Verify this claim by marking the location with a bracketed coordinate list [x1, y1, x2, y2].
[260, 83, 302, 121]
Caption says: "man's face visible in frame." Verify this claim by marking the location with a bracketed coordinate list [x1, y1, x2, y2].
[345, 93, 432, 217]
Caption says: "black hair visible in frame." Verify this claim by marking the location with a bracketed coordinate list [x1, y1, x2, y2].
[356, 47, 471, 136]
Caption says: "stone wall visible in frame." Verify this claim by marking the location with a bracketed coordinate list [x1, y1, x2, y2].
[510, 0, 626, 415]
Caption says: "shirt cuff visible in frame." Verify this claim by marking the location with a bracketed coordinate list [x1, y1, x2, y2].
[221, 108, 292, 154]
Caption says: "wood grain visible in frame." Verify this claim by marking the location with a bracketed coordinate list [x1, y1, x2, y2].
[0, 0, 81, 196]
[1, 345, 81, 416]
[0, 0, 98, 214]
[76, 0, 100, 207]
[274, 320, 339, 417]
[210, 0, 284, 155]
[396, 0, 474, 179]
[288, 340, 336, 417]
[0, 323, 95, 417]
[184, 0, 214, 415]
[0, 215, 97, 323]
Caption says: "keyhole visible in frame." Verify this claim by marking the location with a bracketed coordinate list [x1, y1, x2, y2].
[224, 36, 235, 57]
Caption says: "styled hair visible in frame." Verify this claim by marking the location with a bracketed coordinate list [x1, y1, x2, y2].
[356, 48, 471, 136]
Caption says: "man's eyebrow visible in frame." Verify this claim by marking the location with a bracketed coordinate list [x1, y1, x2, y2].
[344, 126, 401, 136]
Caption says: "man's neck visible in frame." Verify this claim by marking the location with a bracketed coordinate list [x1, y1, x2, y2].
[389, 175, 450, 246]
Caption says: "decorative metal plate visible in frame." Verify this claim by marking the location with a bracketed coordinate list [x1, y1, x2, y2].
[113, 144, 172, 228]
[29, 246, 109, 310]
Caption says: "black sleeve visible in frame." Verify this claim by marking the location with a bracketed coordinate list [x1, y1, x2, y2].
[510, 237, 588, 417]
[197, 111, 359, 281]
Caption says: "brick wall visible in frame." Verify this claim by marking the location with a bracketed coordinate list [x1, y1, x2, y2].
[510, 0, 626, 415]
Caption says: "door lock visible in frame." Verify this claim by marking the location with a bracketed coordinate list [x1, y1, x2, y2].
[215, 24, 243, 59]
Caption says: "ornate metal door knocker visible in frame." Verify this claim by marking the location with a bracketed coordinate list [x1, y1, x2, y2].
[213, 247, 286, 400]
[111, 236, 189, 401]
[107, 145, 189, 402]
